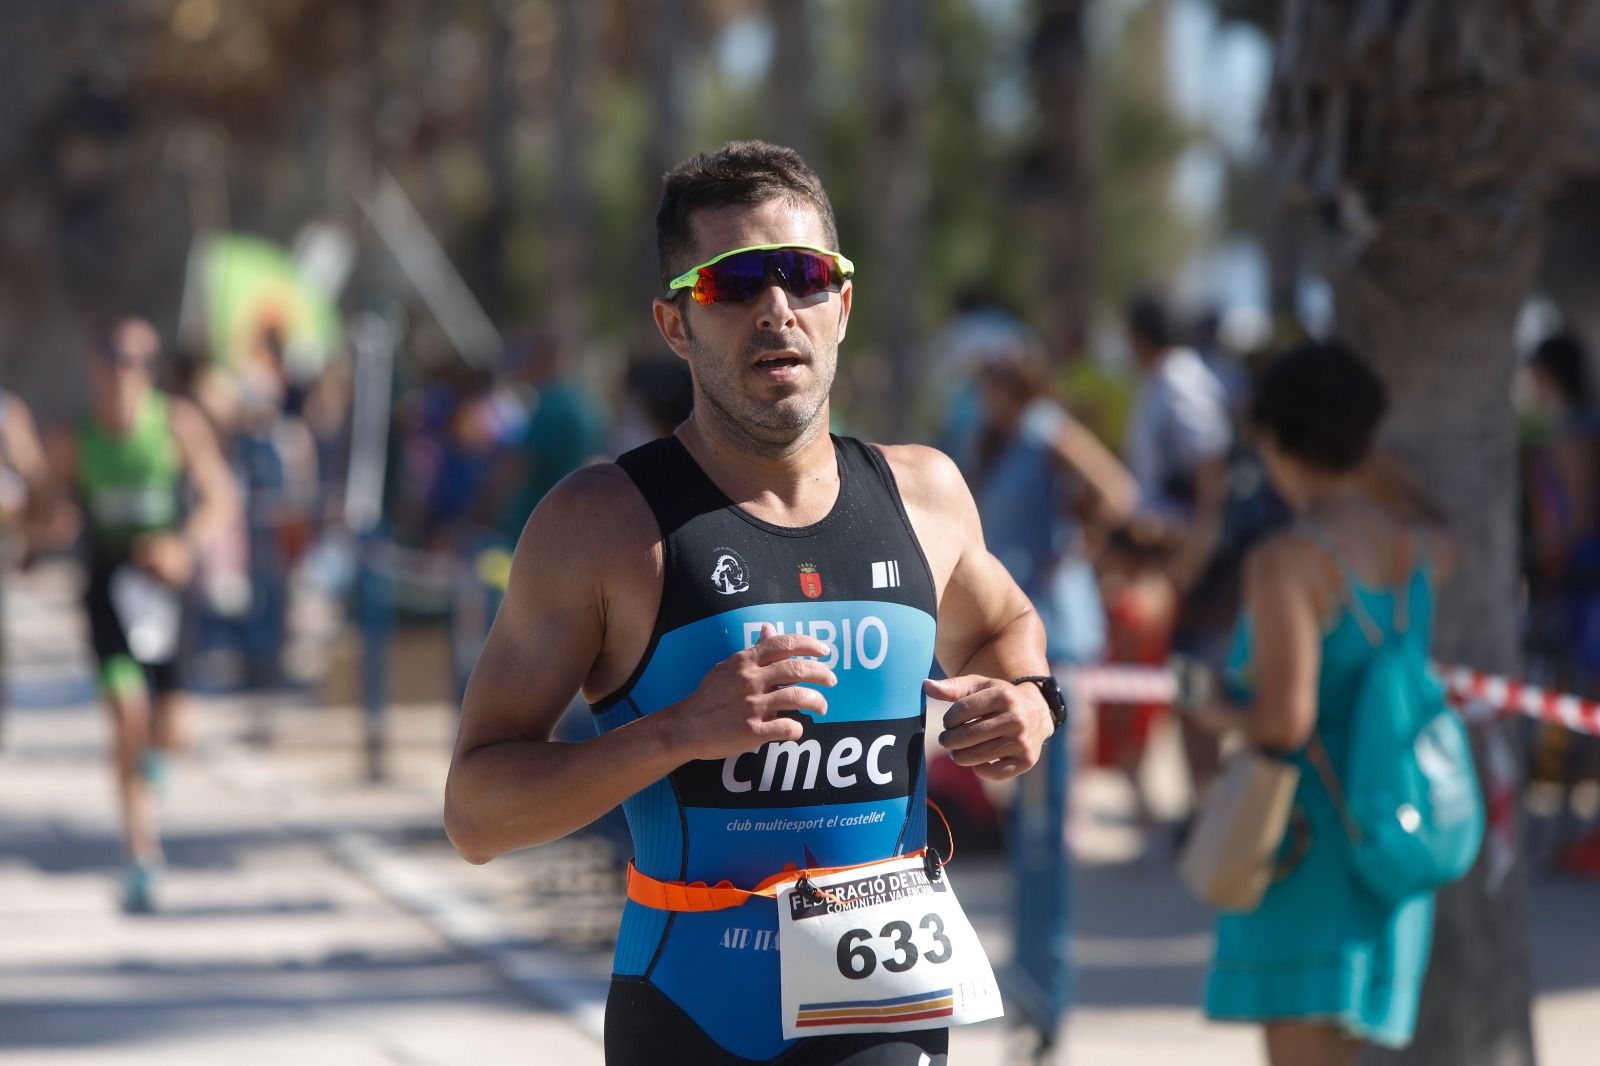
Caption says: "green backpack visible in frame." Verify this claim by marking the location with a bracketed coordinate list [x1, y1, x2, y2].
[1305, 534, 1485, 905]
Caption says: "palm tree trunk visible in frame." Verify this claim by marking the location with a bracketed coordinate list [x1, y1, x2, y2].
[868, 0, 930, 442]
[551, 0, 595, 355]
[1335, 211, 1538, 1065]
[767, 0, 816, 165]
[1266, 3, 1596, 1062]
[1028, 0, 1091, 358]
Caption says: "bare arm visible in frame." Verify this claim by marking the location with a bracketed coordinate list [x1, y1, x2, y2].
[1051, 418, 1140, 527]
[2, 394, 49, 495]
[1197, 537, 1324, 751]
[883, 445, 1055, 782]
[24, 426, 83, 558]
[1166, 456, 1227, 593]
[444, 466, 838, 864]
[169, 397, 242, 549]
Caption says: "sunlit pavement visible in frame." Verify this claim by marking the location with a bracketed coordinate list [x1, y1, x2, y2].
[1, 562, 1593, 1065]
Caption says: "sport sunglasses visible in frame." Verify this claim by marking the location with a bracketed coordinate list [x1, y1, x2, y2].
[667, 243, 855, 306]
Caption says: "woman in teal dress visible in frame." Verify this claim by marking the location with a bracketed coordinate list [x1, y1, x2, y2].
[1194, 343, 1458, 1065]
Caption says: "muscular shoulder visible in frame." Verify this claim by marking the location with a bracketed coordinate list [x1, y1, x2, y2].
[871, 443, 980, 593]
[503, 460, 662, 697]
[872, 443, 976, 525]
[521, 461, 658, 559]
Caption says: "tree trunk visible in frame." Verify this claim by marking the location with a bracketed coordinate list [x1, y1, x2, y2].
[1540, 1, 1600, 361]
[475, 0, 516, 323]
[551, 0, 594, 355]
[636, 0, 691, 326]
[767, 0, 815, 165]
[1028, 0, 1092, 359]
[868, 0, 930, 442]
[1267, 3, 1594, 1063]
[1335, 209, 1538, 1066]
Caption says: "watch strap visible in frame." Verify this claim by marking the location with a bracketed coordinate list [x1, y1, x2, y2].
[1012, 674, 1068, 732]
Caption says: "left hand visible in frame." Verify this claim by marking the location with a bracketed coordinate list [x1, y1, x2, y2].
[925, 675, 1053, 781]
[132, 532, 195, 588]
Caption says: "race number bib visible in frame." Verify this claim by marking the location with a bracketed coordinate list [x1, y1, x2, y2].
[776, 854, 1002, 1039]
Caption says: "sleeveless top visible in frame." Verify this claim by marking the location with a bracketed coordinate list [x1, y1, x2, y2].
[592, 434, 940, 1061]
[1211, 522, 1436, 1046]
[75, 391, 183, 560]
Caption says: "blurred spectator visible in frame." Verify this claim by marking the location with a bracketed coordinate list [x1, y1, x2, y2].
[929, 291, 1033, 454]
[1195, 342, 1457, 1061]
[941, 339, 1139, 855]
[490, 336, 607, 546]
[1095, 525, 1176, 831]
[612, 352, 695, 452]
[395, 361, 523, 552]
[0, 387, 49, 747]
[950, 341, 1139, 666]
[1122, 291, 1234, 810]
[230, 326, 320, 689]
[1189, 307, 1253, 418]
[1521, 332, 1600, 686]
[1124, 292, 1233, 594]
[1059, 355, 1138, 466]
[1517, 331, 1600, 873]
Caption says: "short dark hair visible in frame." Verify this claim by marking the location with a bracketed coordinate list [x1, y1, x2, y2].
[1124, 292, 1172, 350]
[1249, 341, 1388, 473]
[655, 141, 840, 290]
[1530, 332, 1591, 408]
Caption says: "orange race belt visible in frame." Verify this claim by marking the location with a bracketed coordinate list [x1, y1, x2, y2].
[625, 801, 956, 913]
[626, 849, 933, 913]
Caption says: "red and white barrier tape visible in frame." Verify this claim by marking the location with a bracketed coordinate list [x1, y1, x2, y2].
[1061, 665, 1176, 707]
[1059, 663, 1600, 738]
[1439, 666, 1600, 736]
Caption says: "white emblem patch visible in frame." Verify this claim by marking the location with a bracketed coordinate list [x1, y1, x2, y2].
[711, 547, 751, 595]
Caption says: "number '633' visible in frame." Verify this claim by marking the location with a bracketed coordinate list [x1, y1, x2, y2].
[835, 913, 953, 980]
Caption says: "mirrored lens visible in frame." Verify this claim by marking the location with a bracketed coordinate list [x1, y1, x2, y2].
[692, 249, 841, 305]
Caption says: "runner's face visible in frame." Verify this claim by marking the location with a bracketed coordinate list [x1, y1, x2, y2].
[90, 348, 153, 427]
[654, 199, 852, 454]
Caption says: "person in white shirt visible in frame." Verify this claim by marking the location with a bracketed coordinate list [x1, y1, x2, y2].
[1123, 293, 1234, 803]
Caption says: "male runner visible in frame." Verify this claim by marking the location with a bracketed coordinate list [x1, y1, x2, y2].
[37, 319, 239, 911]
[446, 142, 1063, 1065]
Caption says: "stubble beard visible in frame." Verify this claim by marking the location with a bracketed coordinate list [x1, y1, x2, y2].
[689, 330, 836, 459]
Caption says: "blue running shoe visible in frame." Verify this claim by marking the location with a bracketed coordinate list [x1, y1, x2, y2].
[137, 749, 170, 791]
[121, 860, 159, 914]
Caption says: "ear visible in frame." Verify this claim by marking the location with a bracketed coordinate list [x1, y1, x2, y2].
[835, 279, 853, 345]
[652, 297, 695, 362]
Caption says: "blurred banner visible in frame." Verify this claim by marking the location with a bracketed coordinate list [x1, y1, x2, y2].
[183, 232, 343, 382]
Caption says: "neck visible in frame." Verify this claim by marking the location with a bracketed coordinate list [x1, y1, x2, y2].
[1291, 471, 1367, 518]
[95, 391, 143, 434]
[677, 405, 839, 521]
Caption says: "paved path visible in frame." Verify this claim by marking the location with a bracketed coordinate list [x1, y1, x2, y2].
[1, 563, 1594, 1064]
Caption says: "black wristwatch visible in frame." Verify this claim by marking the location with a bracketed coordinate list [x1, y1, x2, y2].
[1013, 674, 1069, 733]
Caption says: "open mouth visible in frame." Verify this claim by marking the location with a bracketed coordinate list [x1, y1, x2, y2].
[753, 353, 805, 371]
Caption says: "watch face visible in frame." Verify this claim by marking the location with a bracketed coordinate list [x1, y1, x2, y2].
[1043, 678, 1067, 728]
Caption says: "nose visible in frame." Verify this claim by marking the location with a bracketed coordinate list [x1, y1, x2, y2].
[753, 283, 799, 333]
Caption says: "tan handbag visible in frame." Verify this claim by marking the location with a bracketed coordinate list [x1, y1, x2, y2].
[1177, 746, 1300, 912]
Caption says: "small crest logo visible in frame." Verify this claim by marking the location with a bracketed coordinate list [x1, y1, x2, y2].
[710, 548, 751, 595]
[798, 563, 823, 600]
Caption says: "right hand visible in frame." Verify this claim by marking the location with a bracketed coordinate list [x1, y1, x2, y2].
[668, 624, 837, 762]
